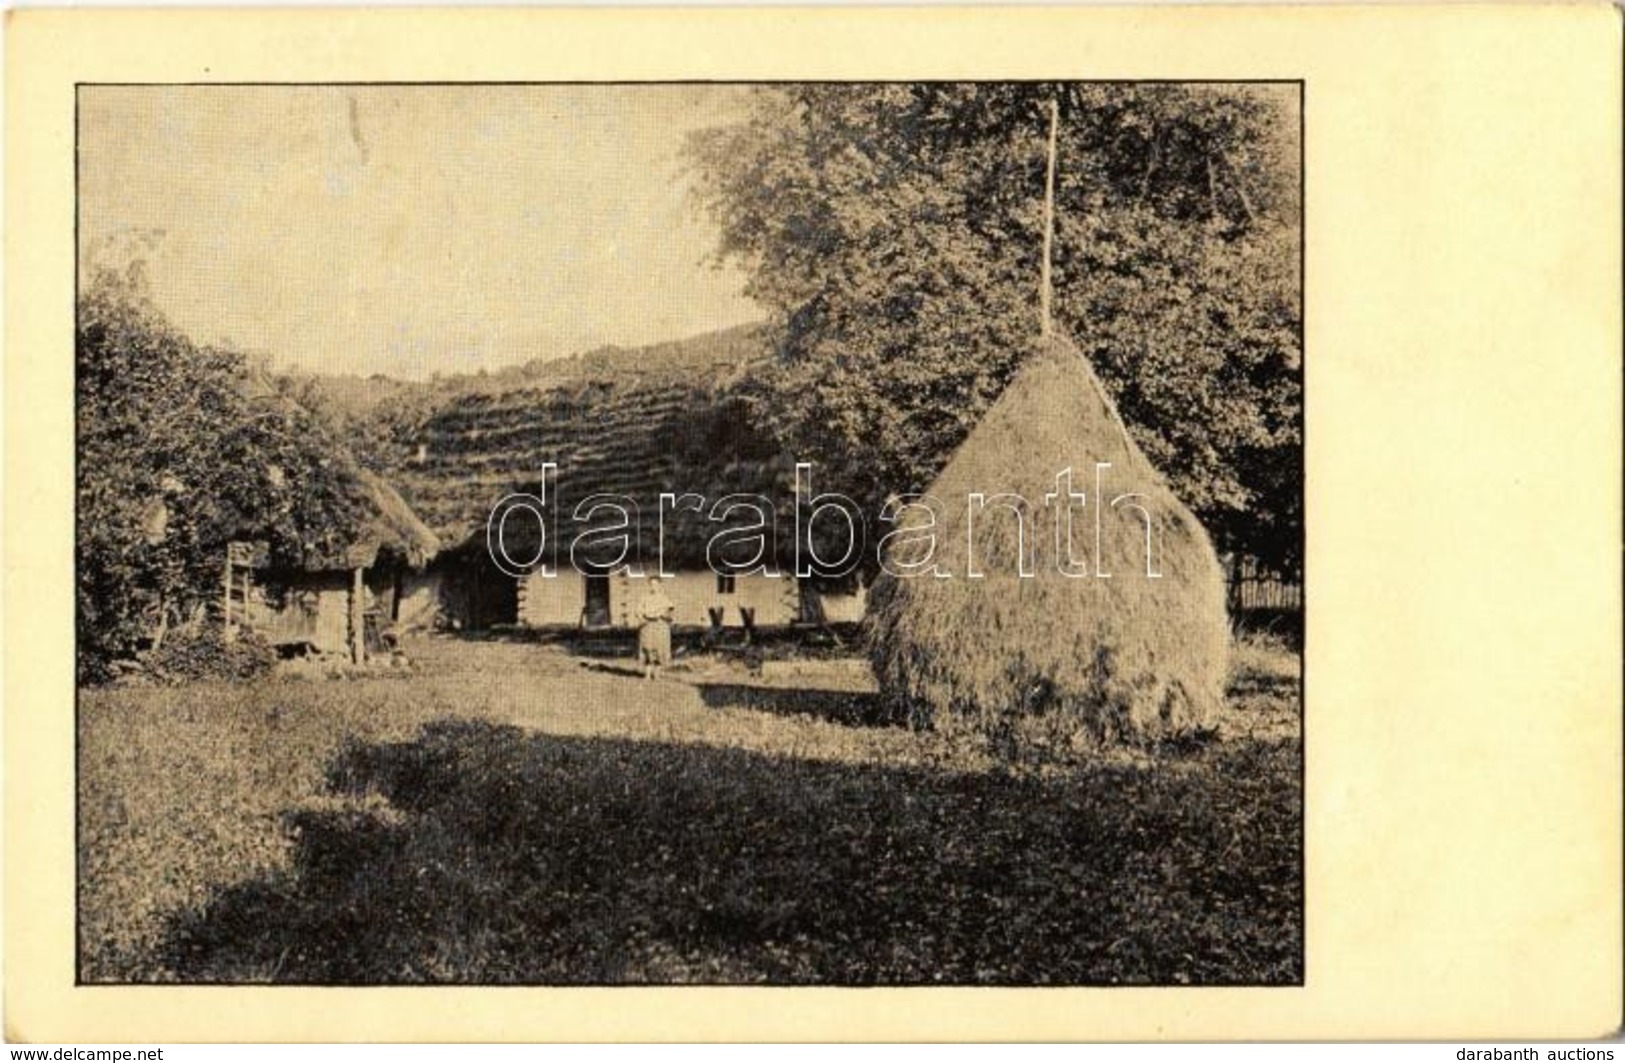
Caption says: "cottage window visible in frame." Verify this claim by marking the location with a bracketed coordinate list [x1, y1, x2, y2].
[716, 574, 737, 595]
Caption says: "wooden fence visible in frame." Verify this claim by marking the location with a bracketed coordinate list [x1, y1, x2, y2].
[1225, 556, 1302, 613]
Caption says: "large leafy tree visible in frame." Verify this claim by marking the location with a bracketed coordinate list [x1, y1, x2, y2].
[687, 83, 1300, 570]
[76, 267, 375, 679]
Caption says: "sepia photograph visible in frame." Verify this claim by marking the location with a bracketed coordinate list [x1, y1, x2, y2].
[73, 81, 1303, 987]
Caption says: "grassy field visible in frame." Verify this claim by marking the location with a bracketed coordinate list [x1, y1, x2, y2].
[78, 632, 1301, 985]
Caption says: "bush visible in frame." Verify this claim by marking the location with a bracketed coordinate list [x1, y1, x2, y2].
[144, 625, 276, 684]
[76, 269, 398, 685]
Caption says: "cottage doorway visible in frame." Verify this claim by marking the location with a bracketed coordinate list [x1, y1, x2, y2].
[583, 573, 612, 628]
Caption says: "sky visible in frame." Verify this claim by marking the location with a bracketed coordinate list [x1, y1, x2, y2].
[78, 85, 764, 379]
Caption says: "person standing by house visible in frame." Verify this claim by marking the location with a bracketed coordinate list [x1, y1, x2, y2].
[637, 576, 676, 680]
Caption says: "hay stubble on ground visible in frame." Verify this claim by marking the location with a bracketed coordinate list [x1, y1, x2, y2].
[79, 633, 1301, 985]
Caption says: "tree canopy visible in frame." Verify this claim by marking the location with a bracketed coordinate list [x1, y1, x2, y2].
[76, 267, 381, 679]
[686, 83, 1301, 571]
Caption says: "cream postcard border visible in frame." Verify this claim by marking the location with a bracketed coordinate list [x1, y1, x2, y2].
[7, 4, 1622, 1042]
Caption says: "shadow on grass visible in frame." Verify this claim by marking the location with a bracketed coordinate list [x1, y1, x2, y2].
[156, 719, 1300, 985]
[695, 684, 904, 730]
[576, 659, 646, 679]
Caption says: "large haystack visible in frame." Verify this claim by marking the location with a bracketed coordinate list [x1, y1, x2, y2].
[867, 333, 1229, 753]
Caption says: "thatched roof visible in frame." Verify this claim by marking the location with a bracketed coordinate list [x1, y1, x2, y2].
[231, 469, 440, 573]
[341, 468, 443, 569]
[866, 332, 1230, 753]
[235, 373, 442, 573]
[387, 358, 800, 570]
[233, 468, 442, 574]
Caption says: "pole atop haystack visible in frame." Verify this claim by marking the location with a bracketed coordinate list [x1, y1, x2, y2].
[866, 89, 1231, 761]
[1039, 95, 1060, 339]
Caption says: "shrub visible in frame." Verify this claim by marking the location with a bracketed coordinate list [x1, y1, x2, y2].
[144, 625, 276, 684]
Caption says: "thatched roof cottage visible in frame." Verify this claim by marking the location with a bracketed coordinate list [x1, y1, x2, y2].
[386, 352, 858, 634]
[229, 460, 442, 662]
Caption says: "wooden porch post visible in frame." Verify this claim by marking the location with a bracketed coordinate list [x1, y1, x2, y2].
[349, 565, 366, 664]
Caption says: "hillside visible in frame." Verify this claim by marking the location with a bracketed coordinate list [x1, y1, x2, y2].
[285, 322, 770, 424]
